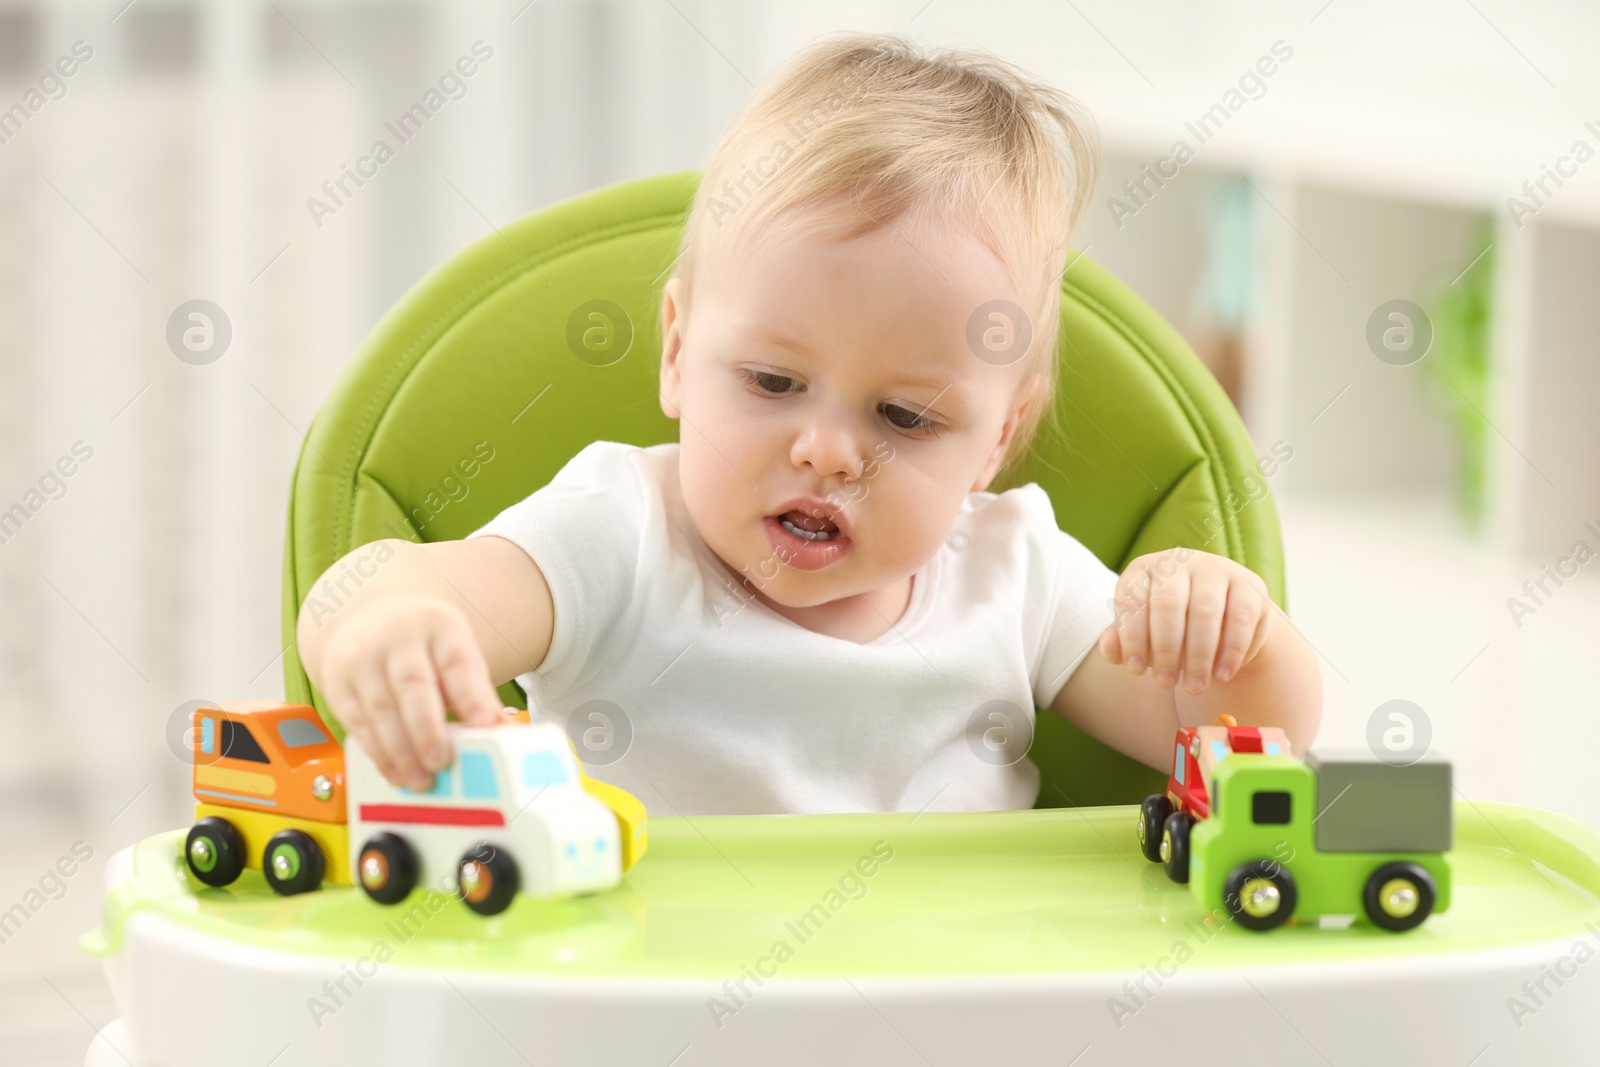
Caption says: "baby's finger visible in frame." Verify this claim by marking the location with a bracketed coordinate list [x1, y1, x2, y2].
[386, 647, 450, 772]
[1114, 566, 1152, 675]
[1214, 575, 1269, 682]
[343, 721, 385, 786]
[321, 670, 365, 746]
[432, 619, 502, 728]
[325, 674, 379, 772]
[375, 715, 430, 791]
[1098, 622, 1124, 664]
[1147, 560, 1191, 688]
[1181, 567, 1229, 693]
[353, 667, 429, 789]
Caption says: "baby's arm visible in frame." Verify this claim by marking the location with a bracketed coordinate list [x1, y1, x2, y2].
[1050, 548, 1322, 771]
[295, 535, 554, 789]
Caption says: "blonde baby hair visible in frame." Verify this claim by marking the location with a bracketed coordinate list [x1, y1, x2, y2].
[667, 30, 1100, 479]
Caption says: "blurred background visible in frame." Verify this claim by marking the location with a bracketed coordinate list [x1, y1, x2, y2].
[2, 0, 1597, 1060]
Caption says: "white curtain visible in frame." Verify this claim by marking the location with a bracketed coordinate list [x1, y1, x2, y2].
[0, 0, 766, 831]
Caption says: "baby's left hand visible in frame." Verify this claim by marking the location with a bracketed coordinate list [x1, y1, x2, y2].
[1098, 548, 1273, 694]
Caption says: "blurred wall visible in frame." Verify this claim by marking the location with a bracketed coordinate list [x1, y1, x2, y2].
[0, 0, 762, 835]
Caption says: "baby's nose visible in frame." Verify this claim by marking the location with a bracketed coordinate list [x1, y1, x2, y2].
[789, 419, 866, 481]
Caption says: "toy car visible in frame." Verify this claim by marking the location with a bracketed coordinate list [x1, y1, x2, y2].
[1137, 713, 1292, 883]
[1188, 748, 1453, 933]
[180, 699, 647, 916]
[184, 700, 351, 893]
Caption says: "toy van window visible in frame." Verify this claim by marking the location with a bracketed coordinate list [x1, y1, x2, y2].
[401, 768, 452, 798]
[522, 751, 569, 789]
[219, 719, 269, 763]
[1173, 742, 1185, 785]
[1252, 790, 1291, 825]
[460, 752, 498, 799]
[277, 718, 330, 748]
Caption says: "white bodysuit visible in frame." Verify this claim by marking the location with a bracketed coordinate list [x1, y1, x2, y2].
[466, 440, 1120, 816]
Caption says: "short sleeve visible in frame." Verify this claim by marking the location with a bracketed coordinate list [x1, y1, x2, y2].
[1025, 489, 1122, 709]
[464, 441, 653, 694]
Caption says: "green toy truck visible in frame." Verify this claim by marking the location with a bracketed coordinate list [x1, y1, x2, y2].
[1189, 749, 1453, 932]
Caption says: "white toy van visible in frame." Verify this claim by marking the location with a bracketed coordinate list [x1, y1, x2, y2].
[345, 721, 626, 915]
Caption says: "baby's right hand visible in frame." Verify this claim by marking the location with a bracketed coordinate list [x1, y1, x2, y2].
[313, 592, 504, 790]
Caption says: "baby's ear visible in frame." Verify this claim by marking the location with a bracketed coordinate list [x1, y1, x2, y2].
[659, 277, 685, 419]
[972, 436, 1010, 492]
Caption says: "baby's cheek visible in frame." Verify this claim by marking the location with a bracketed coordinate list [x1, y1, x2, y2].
[876, 496, 955, 569]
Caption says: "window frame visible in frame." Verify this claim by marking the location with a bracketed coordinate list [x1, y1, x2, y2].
[459, 751, 500, 800]
[276, 717, 331, 749]
[219, 719, 270, 764]
[521, 749, 571, 791]
[1251, 789, 1292, 825]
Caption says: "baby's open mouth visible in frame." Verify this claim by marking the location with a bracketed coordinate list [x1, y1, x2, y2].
[763, 503, 852, 571]
[778, 510, 840, 542]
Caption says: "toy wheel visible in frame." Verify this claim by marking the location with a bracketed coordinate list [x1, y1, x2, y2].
[358, 833, 418, 906]
[1363, 861, 1436, 932]
[1138, 795, 1172, 863]
[185, 817, 245, 887]
[1160, 811, 1193, 884]
[1224, 860, 1298, 932]
[457, 843, 519, 917]
[263, 829, 326, 896]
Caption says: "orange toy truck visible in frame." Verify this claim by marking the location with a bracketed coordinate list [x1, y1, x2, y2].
[185, 700, 352, 893]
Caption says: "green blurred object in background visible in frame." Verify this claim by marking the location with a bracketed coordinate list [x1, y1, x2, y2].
[1423, 218, 1494, 536]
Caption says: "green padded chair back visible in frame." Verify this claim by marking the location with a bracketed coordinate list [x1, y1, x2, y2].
[281, 170, 1286, 810]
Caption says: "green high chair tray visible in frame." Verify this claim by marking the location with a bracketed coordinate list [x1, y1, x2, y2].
[85, 801, 1600, 1064]
[80, 174, 1600, 1065]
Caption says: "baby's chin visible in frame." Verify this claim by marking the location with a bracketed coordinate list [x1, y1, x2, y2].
[747, 571, 858, 609]
[742, 550, 925, 612]
[703, 540, 862, 609]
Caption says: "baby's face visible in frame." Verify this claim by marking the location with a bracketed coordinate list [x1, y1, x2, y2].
[659, 205, 1038, 613]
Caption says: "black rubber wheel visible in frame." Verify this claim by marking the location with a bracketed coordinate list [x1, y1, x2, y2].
[185, 816, 245, 887]
[1138, 794, 1173, 863]
[1363, 861, 1436, 932]
[1161, 811, 1193, 884]
[1224, 860, 1299, 932]
[262, 829, 326, 896]
[357, 833, 419, 906]
[457, 843, 519, 917]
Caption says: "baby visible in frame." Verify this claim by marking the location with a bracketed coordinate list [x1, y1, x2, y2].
[296, 33, 1321, 816]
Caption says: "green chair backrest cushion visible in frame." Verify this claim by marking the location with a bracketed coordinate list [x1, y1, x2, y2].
[281, 170, 1285, 810]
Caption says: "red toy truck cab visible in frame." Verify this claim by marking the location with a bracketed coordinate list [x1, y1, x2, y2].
[1136, 713, 1292, 884]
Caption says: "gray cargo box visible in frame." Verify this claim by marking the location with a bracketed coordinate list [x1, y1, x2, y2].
[1304, 748, 1453, 853]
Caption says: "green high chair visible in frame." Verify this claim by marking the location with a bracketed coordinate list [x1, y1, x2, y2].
[278, 170, 1286, 810]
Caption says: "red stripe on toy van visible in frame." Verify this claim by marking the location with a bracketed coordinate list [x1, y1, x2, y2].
[359, 804, 505, 827]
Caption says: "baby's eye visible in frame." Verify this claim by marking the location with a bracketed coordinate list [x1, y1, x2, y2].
[880, 402, 939, 436]
[741, 369, 803, 396]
